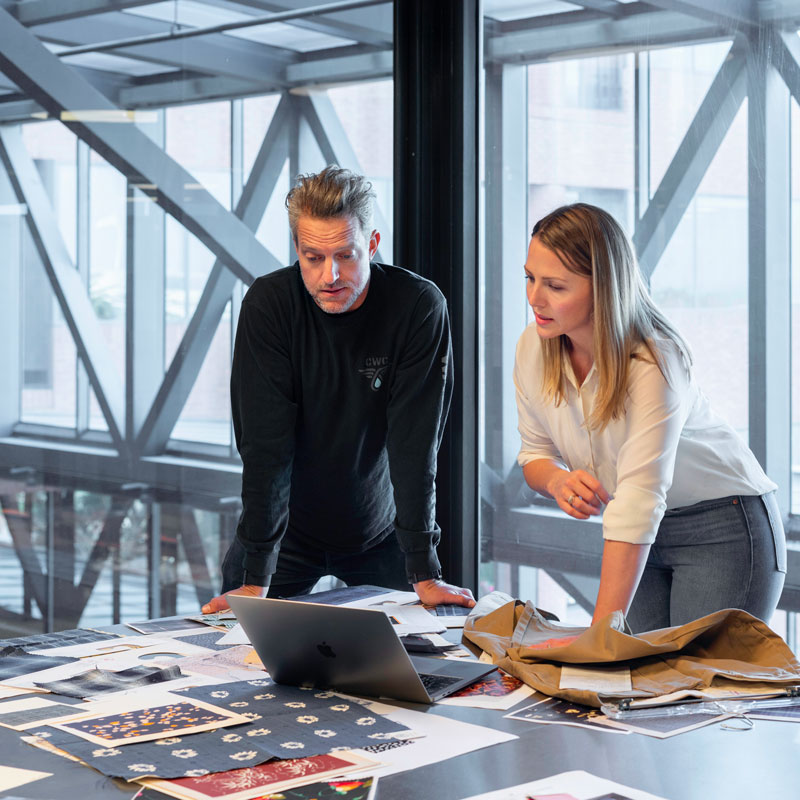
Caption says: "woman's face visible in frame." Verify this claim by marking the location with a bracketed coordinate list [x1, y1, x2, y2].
[524, 236, 593, 347]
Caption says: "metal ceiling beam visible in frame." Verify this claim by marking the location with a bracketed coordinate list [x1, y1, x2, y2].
[486, 7, 726, 63]
[641, 0, 758, 29]
[566, 0, 625, 14]
[0, 8, 273, 287]
[286, 47, 391, 83]
[35, 14, 293, 84]
[136, 94, 290, 456]
[0, 126, 127, 451]
[51, 0, 387, 58]
[11, 0, 156, 25]
[118, 75, 279, 108]
[199, 0, 392, 47]
[633, 41, 747, 276]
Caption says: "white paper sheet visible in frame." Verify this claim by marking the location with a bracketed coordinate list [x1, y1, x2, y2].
[342, 590, 420, 608]
[217, 623, 249, 645]
[458, 769, 667, 800]
[375, 604, 446, 635]
[347, 700, 517, 777]
[0, 765, 52, 792]
[4, 638, 213, 689]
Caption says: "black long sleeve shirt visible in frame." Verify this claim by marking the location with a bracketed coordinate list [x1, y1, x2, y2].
[231, 262, 453, 585]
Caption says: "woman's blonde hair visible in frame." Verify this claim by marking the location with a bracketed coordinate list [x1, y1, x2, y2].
[532, 203, 691, 430]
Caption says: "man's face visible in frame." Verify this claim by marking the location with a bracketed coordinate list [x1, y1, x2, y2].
[295, 214, 379, 314]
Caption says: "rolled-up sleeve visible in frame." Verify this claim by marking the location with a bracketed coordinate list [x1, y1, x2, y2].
[602, 351, 690, 545]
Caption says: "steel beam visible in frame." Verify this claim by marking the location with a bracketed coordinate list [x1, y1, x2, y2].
[0, 126, 127, 450]
[747, 31, 792, 515]
[772, 28, 800, 106]
[483, 63, 528, 475]
[0, 160, 21, 437]
[201, 0, 393, 48]
[0, 8, 275, 289]
[12, 0, 156, 25]
[642, 0, 758, 29]
[286, 48, 392, 84]
[126, 113, 165, 443]
[486, 8, 725, 64]
[298, 91, 393, 259]
[136, 95, 290, 455]
[633, 42, 746, 277]
[36, 13, 293, 85]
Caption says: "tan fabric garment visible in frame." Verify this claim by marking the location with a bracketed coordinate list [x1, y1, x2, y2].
[462, 595, 800, 707]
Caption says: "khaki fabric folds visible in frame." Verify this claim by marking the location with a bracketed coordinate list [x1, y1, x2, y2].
[462, 595, 800, 707]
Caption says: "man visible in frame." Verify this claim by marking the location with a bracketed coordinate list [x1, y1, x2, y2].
[202, 166, 475, 613]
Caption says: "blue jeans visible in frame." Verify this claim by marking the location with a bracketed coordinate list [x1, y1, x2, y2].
[626, 492, 786, 633]
[221, 526, 410, 598]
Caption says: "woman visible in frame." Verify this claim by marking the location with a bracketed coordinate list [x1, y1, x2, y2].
[514, 203, 785, 632]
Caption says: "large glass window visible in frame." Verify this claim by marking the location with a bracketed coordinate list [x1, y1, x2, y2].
[0, 0, 394, 636]
[480, 3, 798, 634]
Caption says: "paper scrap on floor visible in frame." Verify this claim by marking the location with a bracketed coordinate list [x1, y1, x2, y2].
[457, 769, 667, 800]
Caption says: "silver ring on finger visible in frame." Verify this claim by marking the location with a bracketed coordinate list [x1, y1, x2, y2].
[567, 494, 576, 507]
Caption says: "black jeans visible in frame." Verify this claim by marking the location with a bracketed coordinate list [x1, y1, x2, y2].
[220, 527, 410, 597]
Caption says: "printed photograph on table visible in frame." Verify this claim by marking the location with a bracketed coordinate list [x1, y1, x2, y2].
[52, 699, 251, 745]
[505, 698, 627, 733]
[139, 754, 378, 800]
[597, 711, 732, 738]
[438, 671, 534, 710]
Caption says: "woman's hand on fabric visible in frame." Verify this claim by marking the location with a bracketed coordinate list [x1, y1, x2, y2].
[547, 469, 611, 520]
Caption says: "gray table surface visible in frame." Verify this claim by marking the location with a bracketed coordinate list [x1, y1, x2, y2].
[2, 623, 799, 800]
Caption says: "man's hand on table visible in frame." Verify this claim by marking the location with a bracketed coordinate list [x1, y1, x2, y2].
[413, 578, 476, 608]
[201, 584, 268, 614]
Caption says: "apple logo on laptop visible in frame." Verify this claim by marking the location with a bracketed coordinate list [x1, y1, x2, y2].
[317, 641, 336, 659]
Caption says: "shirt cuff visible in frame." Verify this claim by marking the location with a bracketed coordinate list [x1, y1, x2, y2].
[394, 521, 442, 583]
[602, 485, 667, 545]
[242, 548, 280, 586]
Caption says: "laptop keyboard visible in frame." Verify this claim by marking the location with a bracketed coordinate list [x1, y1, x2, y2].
[418, 672, 463, 696]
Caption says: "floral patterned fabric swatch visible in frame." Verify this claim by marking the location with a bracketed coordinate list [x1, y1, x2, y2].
[53, 699, 249, 745]
[34, 679, 410, 779]
[140, 753, 375, 800]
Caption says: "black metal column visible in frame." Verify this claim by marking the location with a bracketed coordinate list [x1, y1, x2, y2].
[393, 0, 481, 591]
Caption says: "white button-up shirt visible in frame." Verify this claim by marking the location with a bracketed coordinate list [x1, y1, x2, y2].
[514, 325, 776, 545]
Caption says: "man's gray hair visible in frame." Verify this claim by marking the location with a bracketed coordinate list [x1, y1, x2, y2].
[286, 165, 376, 240]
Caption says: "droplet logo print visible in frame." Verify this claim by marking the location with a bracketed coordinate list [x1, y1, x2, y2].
[359, 356, 389, 391]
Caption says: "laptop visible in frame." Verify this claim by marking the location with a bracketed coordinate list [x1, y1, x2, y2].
[226, 595, 496, 704]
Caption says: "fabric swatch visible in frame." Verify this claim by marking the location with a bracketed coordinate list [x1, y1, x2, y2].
[140, 753, 376, 800]
[0, 628, 120, 651]
[171, 632, 232, 652]
[35, 724, 274, 779]
[35, 680, 409, 779]
[127, 619, 208, 634]
[176, 680, 410, 756]
[0, 646, 79, 680]
[34, 665, 184, 699]
[54, 699, 250, 745]
[0, 698, 84, 730]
